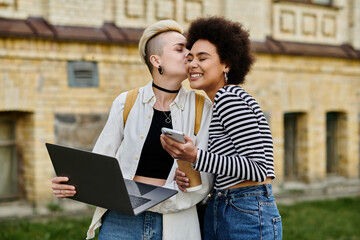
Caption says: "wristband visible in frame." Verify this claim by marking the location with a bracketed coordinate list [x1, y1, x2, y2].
[192, 149, 200, 168]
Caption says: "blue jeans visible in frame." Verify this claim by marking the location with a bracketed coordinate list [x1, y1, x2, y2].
[204, 184, 282, 240]
[98, 210, 162, 240]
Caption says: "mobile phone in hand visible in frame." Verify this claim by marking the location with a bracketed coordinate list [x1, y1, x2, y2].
[161, 127, 185, 143]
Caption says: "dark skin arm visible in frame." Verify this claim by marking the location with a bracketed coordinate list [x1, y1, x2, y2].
[175, 168, 190, 192]
[161, 134, 197, 192]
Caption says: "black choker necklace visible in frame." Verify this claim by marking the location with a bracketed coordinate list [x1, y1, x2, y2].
[152, 82, 180, 93]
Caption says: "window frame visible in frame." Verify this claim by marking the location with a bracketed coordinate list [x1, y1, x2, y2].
[0, 118, 18, 200]
[67, 61, 99, 88]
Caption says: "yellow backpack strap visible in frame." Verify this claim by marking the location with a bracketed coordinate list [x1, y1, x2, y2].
[194, 93, 205, 135]
[123, 87, 139, 127]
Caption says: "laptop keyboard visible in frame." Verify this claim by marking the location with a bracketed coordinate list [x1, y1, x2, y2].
[129, 195, 151, 209]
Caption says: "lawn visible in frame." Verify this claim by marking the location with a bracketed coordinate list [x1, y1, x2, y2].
[0, 215, 95, 240]
[0, 196, 359, 240]
[278, 196, 360, 240]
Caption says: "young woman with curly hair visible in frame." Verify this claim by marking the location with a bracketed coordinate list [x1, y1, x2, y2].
[161, 16, 283, 240]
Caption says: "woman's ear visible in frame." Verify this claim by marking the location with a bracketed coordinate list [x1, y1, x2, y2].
[150, 55, 161, 69]
[224, 65, 231, 73]
[225, 64, 231, 72]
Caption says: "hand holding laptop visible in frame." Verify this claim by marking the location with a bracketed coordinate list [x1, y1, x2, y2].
[46, 143, 177, 215]
[52, 176, 76, 198]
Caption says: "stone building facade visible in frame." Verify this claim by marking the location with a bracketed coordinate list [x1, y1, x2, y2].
[0, 0, 359, 205]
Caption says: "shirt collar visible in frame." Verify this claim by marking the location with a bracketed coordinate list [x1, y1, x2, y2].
[142, 80, 187, 110]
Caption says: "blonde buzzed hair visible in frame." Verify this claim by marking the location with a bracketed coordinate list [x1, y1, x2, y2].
[138, 20, 184, 72]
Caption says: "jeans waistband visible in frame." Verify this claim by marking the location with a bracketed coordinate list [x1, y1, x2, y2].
[211, 184, 273, 199]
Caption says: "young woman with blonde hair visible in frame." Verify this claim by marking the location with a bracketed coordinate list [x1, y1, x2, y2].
[52, 19, 214, 240]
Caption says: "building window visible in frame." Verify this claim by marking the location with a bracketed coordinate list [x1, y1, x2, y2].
[67, 61, 98, 87]
[326, 112, 339, 175]
[326, 112, 349, 177]
[284, 113, 299, 180]
[312, 0, 332, 5]
[0, 119, 18, 199]
[284, 112, 308, 181]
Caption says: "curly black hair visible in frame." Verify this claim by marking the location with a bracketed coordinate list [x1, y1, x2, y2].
[186, 16, 255, 85]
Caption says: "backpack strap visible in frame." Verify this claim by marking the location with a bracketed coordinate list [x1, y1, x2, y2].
[123, 87, 139, 127]
[194, 93, 205, 135]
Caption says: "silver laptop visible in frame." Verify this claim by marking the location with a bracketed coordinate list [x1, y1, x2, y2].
[45, 143, 178, 216]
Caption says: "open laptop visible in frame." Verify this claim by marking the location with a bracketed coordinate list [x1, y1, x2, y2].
[45, 143, 178, 216]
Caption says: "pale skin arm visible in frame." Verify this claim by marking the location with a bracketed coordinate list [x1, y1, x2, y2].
[160, 134, 198, 192]
[51, 176, 76, 198]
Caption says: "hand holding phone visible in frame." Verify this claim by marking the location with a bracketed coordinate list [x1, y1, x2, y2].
[161, 128, 202, 191]
[161, 127, 185, 143]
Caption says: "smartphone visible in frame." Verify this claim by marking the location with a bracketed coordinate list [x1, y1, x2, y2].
[161, 127, 185, 143]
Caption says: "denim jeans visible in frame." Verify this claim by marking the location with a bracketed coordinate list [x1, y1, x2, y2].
[204, 184, 282, 240]
[98, 210, 162, 240]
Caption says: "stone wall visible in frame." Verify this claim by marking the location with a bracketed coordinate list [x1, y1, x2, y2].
[247, 54, 360, 183]
[0, 38, 147, 203]
[0, 0, 359, 204]
[54, 114, 108, 151]
[1, 36, 358, 203]
[0, 0, 359, 46]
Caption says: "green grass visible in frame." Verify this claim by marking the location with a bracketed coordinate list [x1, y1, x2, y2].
[278, 197, 360, 240]
[0, 216, 97, 240]
[0, 197, 359, 240]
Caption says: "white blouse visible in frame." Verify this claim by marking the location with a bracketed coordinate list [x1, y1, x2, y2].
[86, 81, 214, 240]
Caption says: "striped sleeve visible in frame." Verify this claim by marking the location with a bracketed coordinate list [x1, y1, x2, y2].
[194, 91, 268, 182]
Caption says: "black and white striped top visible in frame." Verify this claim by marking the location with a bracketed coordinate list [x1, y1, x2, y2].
[194, 85, 275, 189]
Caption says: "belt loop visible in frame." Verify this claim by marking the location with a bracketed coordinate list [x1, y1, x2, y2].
[208, 192, 214, 199]
[265, 184, 270, 199]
